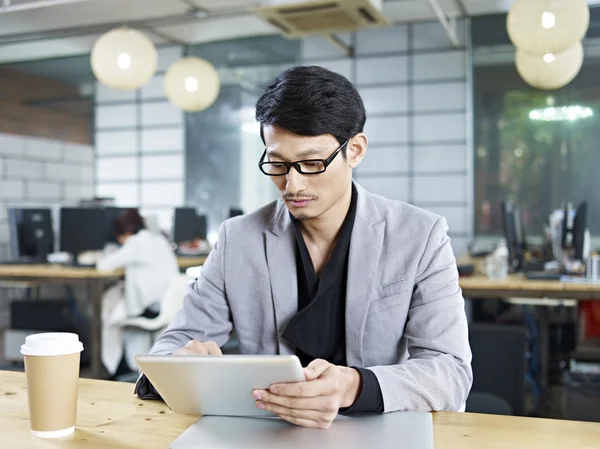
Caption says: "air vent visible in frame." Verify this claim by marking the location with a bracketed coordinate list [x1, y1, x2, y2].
[254, 0, 389, 38]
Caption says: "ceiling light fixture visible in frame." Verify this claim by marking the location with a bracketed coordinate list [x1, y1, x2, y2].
[529, 105, 593, 121]
[542, 11, 555, 29]
[91, 28, 157, 91]
[164, 57, 220, 112]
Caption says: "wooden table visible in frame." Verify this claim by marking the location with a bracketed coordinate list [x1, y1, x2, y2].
[0, 257, 206, 379]
[0, 371, 598, 449]
[460, 274, 600, 300]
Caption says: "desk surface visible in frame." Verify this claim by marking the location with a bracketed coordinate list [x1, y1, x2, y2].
[457, 256, 600, 299]
[459, 274, 600, 299]
[0, 256, 207, 280]
[0, 371, 598, 449]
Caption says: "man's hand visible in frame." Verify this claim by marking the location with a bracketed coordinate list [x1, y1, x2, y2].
[252, 359, 361, 429]
[173, 340, 222, 356]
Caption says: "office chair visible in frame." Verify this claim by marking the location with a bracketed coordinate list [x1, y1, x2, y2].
[467, 323, 528, 416]
[121, 273, 192, 370]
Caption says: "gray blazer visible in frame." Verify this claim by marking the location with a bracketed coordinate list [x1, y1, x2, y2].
[150, 182, 472, 412]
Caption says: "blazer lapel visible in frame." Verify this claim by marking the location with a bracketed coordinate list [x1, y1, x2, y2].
[345, 183, 385, 367]
[265, 202, 298, 356]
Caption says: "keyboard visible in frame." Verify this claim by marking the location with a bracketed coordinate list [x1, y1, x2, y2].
[525, 271, 563, 281]
[0, 259, 48, 265]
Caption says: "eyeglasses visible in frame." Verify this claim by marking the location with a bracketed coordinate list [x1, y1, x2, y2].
[258, 140, 349, 176]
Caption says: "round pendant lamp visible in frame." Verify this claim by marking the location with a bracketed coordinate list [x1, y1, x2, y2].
[507, 0, 590, 54]
[91, 27, 157, 91]
[164, 57, 220, 112]
[515, 41, 584, 90]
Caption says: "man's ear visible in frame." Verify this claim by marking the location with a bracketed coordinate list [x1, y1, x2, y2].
[346, 133, 368, 168]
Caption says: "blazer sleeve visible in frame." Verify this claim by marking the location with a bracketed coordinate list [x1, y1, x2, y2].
[147, 221, 234, 356]
[369, 216, 473, 412]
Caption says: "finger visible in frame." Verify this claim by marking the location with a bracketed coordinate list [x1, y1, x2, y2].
[304, 359, 331, 381]
[270, 371, 336, 398]
[204, 341, 223, 356]
[182, 340, 208, 355]
[277, 413, 334, 429]
[258, 401, 336, 425]
[254, 390, 338, 413]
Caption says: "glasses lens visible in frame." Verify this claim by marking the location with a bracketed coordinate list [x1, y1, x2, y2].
[261, 163, 288, 175]
[298, 161, 326, 173]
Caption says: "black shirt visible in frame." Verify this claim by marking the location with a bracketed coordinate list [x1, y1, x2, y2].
[282, 185, 384, 414]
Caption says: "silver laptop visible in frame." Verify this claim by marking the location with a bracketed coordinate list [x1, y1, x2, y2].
[171, 412, 434, 449]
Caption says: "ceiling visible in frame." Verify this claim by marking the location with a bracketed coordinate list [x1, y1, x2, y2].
[1, 0, 600, 65]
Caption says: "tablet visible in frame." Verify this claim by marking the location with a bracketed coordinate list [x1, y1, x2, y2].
[134, 354, 305, 417]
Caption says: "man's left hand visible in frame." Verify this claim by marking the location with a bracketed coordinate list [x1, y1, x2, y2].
[252, 359, 361, 429]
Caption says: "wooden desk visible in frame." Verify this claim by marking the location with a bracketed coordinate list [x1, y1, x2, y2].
[459, 274, 600, 300]
[0, 257, 206, 379]
[0, 371, 598, 449]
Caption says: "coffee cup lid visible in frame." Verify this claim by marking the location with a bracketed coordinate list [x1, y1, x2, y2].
[20, 333, 83, 356]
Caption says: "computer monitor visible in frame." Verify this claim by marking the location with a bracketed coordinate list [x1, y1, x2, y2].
[7, 208, 54, 262]
[105, 207, 130, 244]
[500, 201, 526, 272]
[173, 208, 198, 244]
[196, 214, 208, 241]
[562, 201, 588, 262]
[229, 208, 244, 218]
[59, 208, 107, 255]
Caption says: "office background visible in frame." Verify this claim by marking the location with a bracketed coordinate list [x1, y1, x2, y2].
[1, 0, 600, 422]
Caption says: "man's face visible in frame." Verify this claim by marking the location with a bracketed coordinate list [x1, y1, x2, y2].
[263, 125, 356, 221]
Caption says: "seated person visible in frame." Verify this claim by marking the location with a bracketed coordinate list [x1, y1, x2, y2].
[136, 66, 472, 428]
[97, 209, 178, 376]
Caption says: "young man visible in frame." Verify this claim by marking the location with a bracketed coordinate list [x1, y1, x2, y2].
[136, 66, 472, 428]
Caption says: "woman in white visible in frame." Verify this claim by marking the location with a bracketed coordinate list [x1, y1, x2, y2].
[97, 209, 178, 377]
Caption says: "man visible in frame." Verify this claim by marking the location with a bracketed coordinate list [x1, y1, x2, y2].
[136, 66, 472, 429]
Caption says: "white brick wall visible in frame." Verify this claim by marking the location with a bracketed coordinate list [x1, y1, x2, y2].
[0, 132, 95, 261]
[45, 162, 82, 182]
[0, 180, 25, 199]
[27, 181, 61, 200]
[26, 137, 63, 160]
[5, 159, 44, 178]
[0, 133, 26, 156]
[0, 222, 8, 244]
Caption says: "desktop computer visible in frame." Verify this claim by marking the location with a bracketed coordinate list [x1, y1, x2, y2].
[196, 214, 208, 241]
[104, 207, 130, 244]
[229, 208, 244, 218]
[59, 208, 108, 259]
[173, 208, 199, 244]
[500, 201, 526, 272]
[562, 201, 588, 263]
[6, 208, 54, 263]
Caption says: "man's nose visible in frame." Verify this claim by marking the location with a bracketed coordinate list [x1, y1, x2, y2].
[286, 166, 307, 195]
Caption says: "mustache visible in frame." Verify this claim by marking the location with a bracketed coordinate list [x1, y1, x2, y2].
[283, 193, 318, 201]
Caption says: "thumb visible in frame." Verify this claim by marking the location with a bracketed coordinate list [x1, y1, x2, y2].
[304, 359, 331, 381]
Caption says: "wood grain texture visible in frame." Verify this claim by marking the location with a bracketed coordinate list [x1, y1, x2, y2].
[0, 257, 207, 281]
[459, 275, 600, 300]
[1, 371, 598, 449]
[457, 256, 600, 299]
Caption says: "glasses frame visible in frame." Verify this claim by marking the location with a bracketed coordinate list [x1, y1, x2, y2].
[258, 139, 349, 176]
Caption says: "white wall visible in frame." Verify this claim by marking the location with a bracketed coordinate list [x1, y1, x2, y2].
[0, 132, 94, 327]
[300, 21, 472, 257]
[94, 46, 186, 233]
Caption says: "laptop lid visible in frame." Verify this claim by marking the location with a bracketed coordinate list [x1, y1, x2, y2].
[171, 412, 434, 449]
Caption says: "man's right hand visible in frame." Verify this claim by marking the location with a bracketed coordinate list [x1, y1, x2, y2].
[173, 340, 223, 356]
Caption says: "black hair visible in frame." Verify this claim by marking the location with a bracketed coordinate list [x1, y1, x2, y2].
[114, 208, 146, 237]
[255, 65, 366, 154]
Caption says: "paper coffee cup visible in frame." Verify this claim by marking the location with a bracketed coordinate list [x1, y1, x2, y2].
[20, 333, 84, 439]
